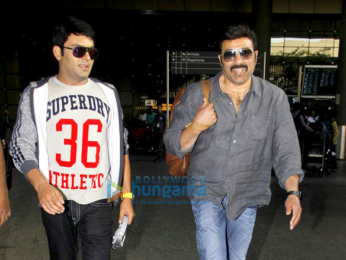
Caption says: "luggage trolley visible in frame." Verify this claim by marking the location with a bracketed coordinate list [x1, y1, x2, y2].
[302, 133, 326, 177]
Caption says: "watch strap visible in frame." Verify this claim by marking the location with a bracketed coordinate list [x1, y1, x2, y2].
[287, 190, 301, 199]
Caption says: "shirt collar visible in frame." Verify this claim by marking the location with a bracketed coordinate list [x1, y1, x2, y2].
[249, 75, 262, 97]
[210, 72, 262, 99]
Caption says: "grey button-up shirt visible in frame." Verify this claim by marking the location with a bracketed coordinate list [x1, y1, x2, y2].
[164, 72, 304, 220]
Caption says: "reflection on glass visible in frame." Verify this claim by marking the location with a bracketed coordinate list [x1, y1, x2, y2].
[284, 47, 309, 57]
[309, 47, 333, 57]
[334, 39, 339, 48]
[309, 38, 334, 47]
[270, 47, 284, 56]
[284, 38, 309, 47]
[271, 38, 284, 47]
[269, 37, 338, 98]
[333, 48, 339, 58]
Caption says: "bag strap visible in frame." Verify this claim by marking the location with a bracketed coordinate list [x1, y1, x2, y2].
[201, 80, 211, 101]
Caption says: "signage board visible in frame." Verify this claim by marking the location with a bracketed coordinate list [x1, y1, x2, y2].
[301, 65, 337, 99]
[171, 51, 220, 75]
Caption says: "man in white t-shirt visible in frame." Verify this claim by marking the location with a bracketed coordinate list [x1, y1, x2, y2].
[10, 16, 135, 260]
[138, 109, 147, 122]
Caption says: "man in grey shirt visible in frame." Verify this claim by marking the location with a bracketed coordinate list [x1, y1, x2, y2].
[164, 25, 303, 260]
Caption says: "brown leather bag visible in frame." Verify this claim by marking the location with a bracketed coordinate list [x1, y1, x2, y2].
[165, 80, 211, 177]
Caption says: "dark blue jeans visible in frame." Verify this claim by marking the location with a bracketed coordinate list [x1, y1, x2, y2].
[41, 199, 113, 260]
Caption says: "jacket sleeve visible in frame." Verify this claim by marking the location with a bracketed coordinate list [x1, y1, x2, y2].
[123, 127, 129, 155]
[9, 85, 39, 178]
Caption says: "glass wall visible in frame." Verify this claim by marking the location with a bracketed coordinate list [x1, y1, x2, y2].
[269, 18, 339, 97]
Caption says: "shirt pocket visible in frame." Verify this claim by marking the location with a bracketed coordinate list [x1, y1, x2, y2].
[247, 116, 271, 141]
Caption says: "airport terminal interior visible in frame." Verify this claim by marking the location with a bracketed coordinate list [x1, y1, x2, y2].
[2, 0, 346, 259]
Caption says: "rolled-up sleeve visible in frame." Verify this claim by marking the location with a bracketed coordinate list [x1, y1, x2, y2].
[164, 85, 203, 158]
[272, 91, 304, 188]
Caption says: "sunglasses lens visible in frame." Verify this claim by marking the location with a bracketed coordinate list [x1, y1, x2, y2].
[88, 48, 98, 60]
[73, 47, 87, 58]
[72, 47, 98, 60]
[223, 51, 236, 62]
[240, 48, 253, 60]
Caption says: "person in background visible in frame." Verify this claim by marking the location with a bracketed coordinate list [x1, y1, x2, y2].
[295, 106, 322, 171]
[325, 112, 339, 172]
[153, 104, 167, 162]
[291, 102, 301, 136]
[0, 119, 10, 227]
[146, 107, 156, 129]
[138, 109, 147, 122]
[3, 109, 13, 147]
[146, 106, 157, 152]
[2, 110, 13, 190]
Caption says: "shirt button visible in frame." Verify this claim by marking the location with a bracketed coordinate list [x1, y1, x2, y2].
[233, 140, 236, 143]
[230, 102, 232, 105]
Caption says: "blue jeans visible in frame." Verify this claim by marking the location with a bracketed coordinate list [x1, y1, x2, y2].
[41, 199, 113, 260]
[191, 197, 258, 260]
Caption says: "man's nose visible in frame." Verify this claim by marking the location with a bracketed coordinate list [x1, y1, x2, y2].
[234, 52, 242, 62]
[82, 51, 91, 60]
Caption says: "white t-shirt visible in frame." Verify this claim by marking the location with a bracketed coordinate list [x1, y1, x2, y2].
[46, 77, 111, 204]
[138, 113, 147, 121]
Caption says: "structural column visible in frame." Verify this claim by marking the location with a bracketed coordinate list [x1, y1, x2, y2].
[336, 0, 346, 159]
[252, 0, 273, 81]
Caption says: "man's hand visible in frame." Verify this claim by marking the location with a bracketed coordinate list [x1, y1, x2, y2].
[189, 98, 217, 132]
[0, 191, 10, 227]
[27, 168, 65, 215]
[180, 98, 217, 151]
[36, 182, 65, 215]
[285, 195, 302, 230]
[119, 198, 135, 225]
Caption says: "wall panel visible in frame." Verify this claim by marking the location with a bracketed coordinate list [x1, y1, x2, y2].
[315, 0, 342, 13]
[273, 0, 289, 13]
[289, 0, 315, 13]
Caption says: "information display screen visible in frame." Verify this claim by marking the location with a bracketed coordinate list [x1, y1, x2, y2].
[301, 65, 337, 98]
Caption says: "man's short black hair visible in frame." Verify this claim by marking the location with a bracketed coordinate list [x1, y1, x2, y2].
[219, 25, 258, 53]
[53, 16, 96, 54]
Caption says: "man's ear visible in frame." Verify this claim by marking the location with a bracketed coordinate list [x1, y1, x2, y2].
[254, 50, 258, 63]
[218, 54, 222, 67]
[53, 45, 62, 60]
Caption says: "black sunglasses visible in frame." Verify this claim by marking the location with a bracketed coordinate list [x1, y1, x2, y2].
[221, 48, 254, 62]
[63, 46, 98, 60]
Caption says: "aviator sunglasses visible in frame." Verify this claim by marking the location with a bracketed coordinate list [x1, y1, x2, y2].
[63, 46, 99, 60]
[221, 48, 254, 62]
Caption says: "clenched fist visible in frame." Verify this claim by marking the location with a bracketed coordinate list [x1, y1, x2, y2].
[187, 98, 217, 133]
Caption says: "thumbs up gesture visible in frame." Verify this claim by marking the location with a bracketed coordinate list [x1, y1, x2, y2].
[187, 98, 217, 133]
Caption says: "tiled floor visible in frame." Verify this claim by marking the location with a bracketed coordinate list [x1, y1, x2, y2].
[1, 155, 345, 260]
